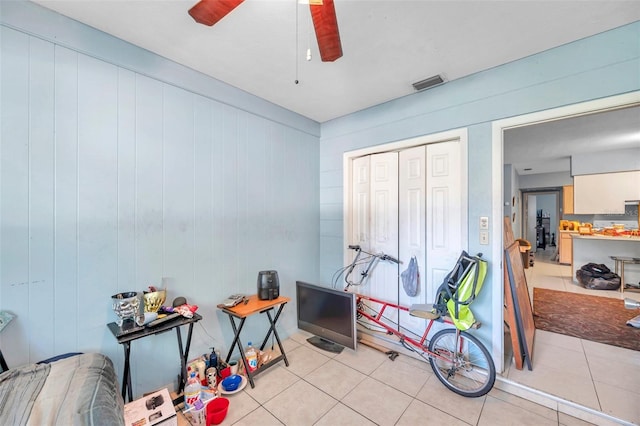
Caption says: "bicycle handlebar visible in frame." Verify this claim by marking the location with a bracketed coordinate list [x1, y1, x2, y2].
[347, 245, 399, 264]
[343, 245, 401, 289]
[381, 254, 400, 264]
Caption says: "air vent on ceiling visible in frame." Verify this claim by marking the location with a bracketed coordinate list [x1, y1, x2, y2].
[412, 74, 445, 92]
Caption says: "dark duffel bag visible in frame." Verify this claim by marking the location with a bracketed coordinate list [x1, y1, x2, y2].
[576, 263, 621, 290]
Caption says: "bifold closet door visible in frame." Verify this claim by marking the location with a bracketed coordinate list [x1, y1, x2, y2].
[349, 152, 399, 323]
[348, 141, 461, 335]
[350, 155, 370, 258]
[368, 152, 399, 307]
[424, 140, 463, 305]
[398, 141, 462, 335]
[398, 145, 426, 334]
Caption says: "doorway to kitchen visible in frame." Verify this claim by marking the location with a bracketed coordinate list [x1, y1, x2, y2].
[521, 189, 560, 258]
[493, 93, 640, 421]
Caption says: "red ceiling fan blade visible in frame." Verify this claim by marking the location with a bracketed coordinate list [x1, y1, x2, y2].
[188, 0, 245, 27]
[309, 0, 343, 62]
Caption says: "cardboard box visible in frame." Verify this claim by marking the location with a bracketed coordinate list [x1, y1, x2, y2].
[124, 388, 177, 426]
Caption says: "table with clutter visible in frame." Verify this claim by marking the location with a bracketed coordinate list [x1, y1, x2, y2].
[217, 294, 291, 389]
[107, 288, 202, 403]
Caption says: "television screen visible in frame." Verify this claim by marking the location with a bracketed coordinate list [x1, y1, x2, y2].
[296, 281, 357, 353]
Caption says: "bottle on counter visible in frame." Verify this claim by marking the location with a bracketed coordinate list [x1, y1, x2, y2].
[209, 347, 218, 372]
[245, 341, 258, 372]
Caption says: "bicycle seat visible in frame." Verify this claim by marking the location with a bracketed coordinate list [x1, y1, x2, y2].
[409, 304, 441, 320]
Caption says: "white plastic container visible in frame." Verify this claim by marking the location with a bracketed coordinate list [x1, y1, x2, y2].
[184, 372, 202, 409]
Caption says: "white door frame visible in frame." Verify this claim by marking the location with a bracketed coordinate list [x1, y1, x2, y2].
[343, 128, 469, 288]
[491, 91, 640, 372]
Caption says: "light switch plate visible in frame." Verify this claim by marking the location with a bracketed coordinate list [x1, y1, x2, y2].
[480, 231, 489, 245]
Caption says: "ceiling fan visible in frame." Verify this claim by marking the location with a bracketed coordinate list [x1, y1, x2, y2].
[188, 0, 343, 62]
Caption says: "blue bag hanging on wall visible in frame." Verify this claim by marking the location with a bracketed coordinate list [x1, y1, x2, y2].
[401, 256, 419, 297]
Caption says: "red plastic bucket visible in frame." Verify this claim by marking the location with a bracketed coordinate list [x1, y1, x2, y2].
[206, 397, 229, 425]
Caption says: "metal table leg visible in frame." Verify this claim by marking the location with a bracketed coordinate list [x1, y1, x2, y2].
[0, 349, 8, 372]
[260, 305, 289, 367]
[176, 323, 196, 393]
[225, 315, 253, 387]
[122, 342, 133, 402]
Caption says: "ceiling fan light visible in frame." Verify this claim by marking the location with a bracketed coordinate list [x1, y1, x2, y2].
[412, 75, 446, 92]
[188, 0, 245, 26]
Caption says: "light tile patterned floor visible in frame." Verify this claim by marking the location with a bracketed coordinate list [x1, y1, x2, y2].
[504, 247, 640, 425]
[215, 330, 597, 426]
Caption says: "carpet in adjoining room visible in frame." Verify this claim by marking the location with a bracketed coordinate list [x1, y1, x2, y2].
[533, 288, 640, 352]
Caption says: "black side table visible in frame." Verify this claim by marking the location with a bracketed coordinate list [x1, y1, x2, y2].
[107, 313, 202, 402]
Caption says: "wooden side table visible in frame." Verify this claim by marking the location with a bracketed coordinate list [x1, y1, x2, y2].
[610, 256, 640, 293]
[108, 313, 202, 402]
[218, 295, 290, 389]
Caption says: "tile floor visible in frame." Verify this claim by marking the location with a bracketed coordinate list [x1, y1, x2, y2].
[207, 247, 640, 426]
[501, 247, 640, 426]
[212, 330, 603, 426]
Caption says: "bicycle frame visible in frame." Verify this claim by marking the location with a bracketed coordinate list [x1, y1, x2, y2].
[353, 292, 459, 362]
[344, 245, 476, 359]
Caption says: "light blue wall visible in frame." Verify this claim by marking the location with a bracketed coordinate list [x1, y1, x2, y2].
[572, 147, 640, 175]
[1, 1, 320, 397]
[319, 21, 640, 347]
[519, 171, 573, 189]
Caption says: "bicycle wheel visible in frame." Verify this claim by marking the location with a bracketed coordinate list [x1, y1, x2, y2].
[428, 328, 495, 397]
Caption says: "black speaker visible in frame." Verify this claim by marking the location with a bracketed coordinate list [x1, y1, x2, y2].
[257, 270, 280, 300]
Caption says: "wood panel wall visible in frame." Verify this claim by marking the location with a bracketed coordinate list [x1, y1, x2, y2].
[0, 26, 319, 396]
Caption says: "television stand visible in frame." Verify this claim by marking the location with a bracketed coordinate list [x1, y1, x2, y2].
[307, 336, 345, 354]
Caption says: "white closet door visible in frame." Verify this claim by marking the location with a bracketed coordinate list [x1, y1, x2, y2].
[348, 156, 371, 291]
[367, 152, 399, 315]
[398, 146, 427, 334]
[351, 156, 370, 250]
[425, 140, 463, 304]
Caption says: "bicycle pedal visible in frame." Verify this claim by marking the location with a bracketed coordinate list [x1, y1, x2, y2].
[385, 351, 399, 361]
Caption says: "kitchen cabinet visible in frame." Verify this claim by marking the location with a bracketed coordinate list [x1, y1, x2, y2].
[559, 231, 574, 265]
[562, 185, 574, 215]
[573, 171, 640, 214]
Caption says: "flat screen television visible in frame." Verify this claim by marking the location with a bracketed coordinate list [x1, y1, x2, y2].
[296, 281, 357, 353]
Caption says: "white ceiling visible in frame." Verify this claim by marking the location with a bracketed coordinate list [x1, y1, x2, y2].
[504, 105, 640, 175]
[31, 0, 640, 123]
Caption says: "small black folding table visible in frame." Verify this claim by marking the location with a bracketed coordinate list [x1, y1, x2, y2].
[107, 313, 202, 402]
